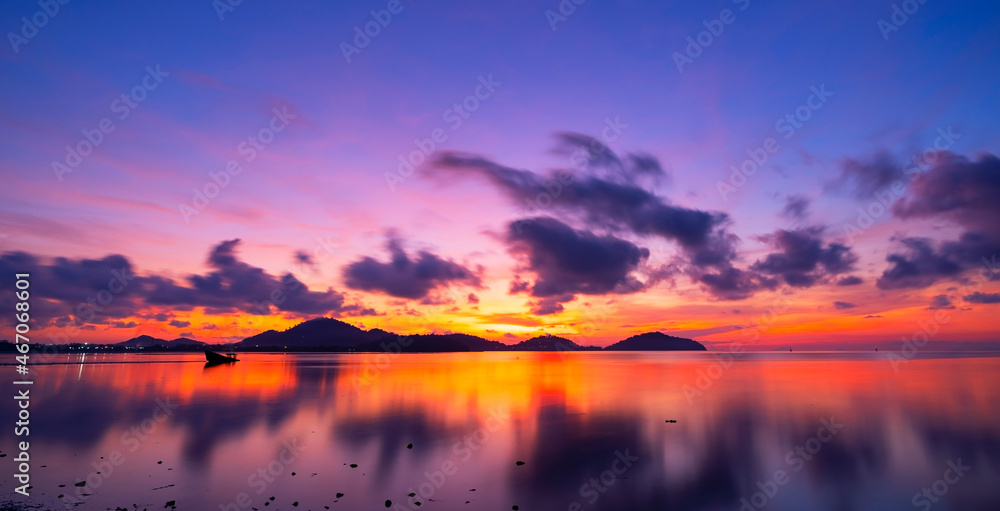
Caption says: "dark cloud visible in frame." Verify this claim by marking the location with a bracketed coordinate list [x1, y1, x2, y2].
[0, 240, 371, 331]
[147, 239, 355, 316]
[431, 136, 734, 269]
[509, 275, 531, 294]
[829, 150, 904, 198]
[864, 315, 883, 319]
[833, 301, 856, 310]
[342, 234, 481, 300]
[751, 227, 858, 288]
[169, 320, 191, 328]
[695, 267, 778, 301]
[552, 132, 669, 186]
[780, 195, 810, 220]
[927, 295, 955, 310]
[506, 217, 650, 303]
[837, 276, 863, 286]
[347, 307, 382, 316]
[964, 292, 1000, 304]
[467, 293, 480, 304]
[893, 153, 1000, 235]
[293, 250, 316, 268]
[430, 135, 866, 303]
[0, 251, 144, 327]
[690, 227, 856, 300]
[876, 237, 963, 290]
[878, 153, 1000, 289]
[419, 293, 457, 306]
[529, 294, 575, 315]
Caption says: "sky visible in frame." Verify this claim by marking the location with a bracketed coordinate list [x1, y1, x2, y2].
[1, 0, 998, 349]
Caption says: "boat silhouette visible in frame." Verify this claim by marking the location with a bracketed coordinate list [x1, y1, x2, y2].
[204, 350, 239, 364]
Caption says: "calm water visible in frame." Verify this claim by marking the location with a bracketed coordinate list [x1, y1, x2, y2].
[2, 352, 999, 510]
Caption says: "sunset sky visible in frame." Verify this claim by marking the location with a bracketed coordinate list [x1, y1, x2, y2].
[1, 0, 998, 349]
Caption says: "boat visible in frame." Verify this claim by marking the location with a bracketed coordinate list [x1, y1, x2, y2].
[205, 350, 239, 364]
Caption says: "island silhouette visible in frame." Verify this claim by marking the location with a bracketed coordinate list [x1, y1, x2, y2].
[4, 317, 707, 353]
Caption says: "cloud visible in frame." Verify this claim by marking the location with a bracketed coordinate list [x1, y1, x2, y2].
[829, 150, 904, 198]
[169, 320, 191, 328]
[430, 135, 867, 303]
[430, 136, 735, 269]
[751, 227, 858, 288]
[833, 301, 856, 309]
[694, 226, 860, 300]
[964, 292, 1000, 304]
[293, 250, 316, 269]
[0, 240, 372, 330]
[927, 295, 955, 310]
[147, 239, 357, 316]
[695, 267, 779, 301]
[878, 153, 1000, 289]
[780, 195, 810, 220]
[528, 294, 575, 315]
[342, 233, 481, 300]
[876, 237, 963, 290]
[893, 153, 1000, 235]
[505, 217, 649, 301]
[467, 293, 480, 304]
[864, 314, 883, 319]
[836, 276, 863, 286]
[509, 275, 531, 294]
[0, 251, 144, 327]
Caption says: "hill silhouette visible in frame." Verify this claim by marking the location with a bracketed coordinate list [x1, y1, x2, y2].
[224, 317, 706, 352]
[604, 332, 707, 351]
[116, 335, 206, 348]
[512, 335, 602, 351]
[238, 317, 380, 348]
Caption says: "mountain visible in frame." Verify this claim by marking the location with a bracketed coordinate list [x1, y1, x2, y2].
[231, 320, 706, 351]
[355, 333, 509, 352]
[357, 334, 468, 353]
[237, 317, 388, 348]
[441, 333, 509, 351]
[512, 335, 601, 351]
[603, 332, 707, 351]
[111, 318, 706, 352]
[168, 337, 205, 346]
[116, 335, 206, 348]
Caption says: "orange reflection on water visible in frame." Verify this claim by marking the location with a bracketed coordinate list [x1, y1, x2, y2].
[7, 352, 1000, 511]
[77, 355, 300, 403]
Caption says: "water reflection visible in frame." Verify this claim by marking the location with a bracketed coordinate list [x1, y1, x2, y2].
[1, 352, 998, 510]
